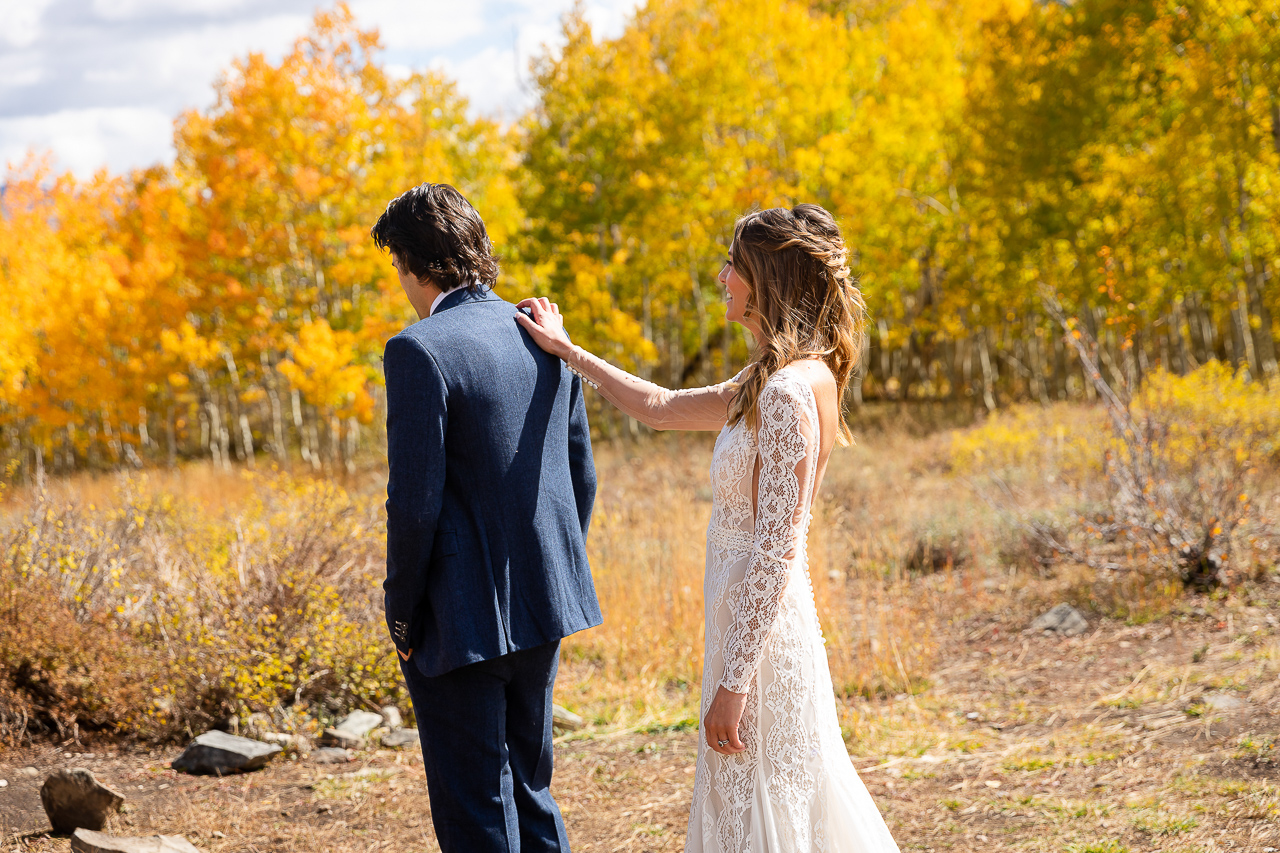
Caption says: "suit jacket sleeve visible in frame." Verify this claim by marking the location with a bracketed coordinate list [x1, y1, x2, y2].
[566, 371, 596, 542]
[382, 334, 448, 658]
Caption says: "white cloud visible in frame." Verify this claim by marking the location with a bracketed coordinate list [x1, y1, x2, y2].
[0, 0, 56, 48]
[0, 65, 43, 89]
[0, 106, 174, 176]
[0, 0, 642, 178]
[90, 0, 259, 20]
[348, 0, 489, 52]
[430, 45, 526, 121]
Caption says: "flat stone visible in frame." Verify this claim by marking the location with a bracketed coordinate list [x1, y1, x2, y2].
[171, 731, 281, 776]
[1030, 603, 1088, 636]
[19, 766, 41, 778]
[71, 828, 202, 853]
[319, 710, 384, 748]
[379, 728, 419, 748]
[380, 706, 403, 729]
[1202, 693, 1245, 712]
[552, 704, 584, 733]
[41, 768, 126, 833]
[310, 747, 353, 765]
[335, 711, 383, 738]
[320, 728, 364, 749]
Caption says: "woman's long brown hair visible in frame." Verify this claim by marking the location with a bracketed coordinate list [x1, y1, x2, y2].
[726, 204, 867, 445]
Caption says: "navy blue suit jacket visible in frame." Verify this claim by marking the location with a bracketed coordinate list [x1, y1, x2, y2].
[382, 287, 601, 678]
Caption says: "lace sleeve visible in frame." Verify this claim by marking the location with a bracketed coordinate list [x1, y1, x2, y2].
[720, 376, 817, 693]
[564, 345, 737, 431]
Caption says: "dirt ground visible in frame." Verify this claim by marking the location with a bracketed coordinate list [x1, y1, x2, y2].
[2, 583, 1277, 853]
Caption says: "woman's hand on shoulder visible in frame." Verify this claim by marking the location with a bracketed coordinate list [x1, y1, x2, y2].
[515, 297, 573, 359]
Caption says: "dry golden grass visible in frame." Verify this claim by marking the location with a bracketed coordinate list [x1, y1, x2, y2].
[0, 418, 976, 742]
[2, 397, 1280, 851]
[557, 424, 970, 731]
[3, 385, 1276, 747]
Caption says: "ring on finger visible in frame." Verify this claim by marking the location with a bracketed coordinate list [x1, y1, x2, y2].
[717, 739, 729, 747]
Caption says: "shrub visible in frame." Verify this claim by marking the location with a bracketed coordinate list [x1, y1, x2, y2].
[1070, 346, 1279, 589]
[0, 473, 401, 745]
[956, 299, 1280, 591]
[903, 526, 970, 575]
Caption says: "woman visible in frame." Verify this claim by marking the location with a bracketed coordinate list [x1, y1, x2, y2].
[516, 204, 900, 852]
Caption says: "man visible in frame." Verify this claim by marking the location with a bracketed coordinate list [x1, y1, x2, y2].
[372, 183, 599, 853]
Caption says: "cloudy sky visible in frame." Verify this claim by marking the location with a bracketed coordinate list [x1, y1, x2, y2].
[0, 0, 640, 178]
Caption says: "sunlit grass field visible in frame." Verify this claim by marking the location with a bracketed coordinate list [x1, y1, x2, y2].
[1, 363, 1277, 752]
[3, 368, 1280, 850]
[0, 424, 946, 744]
[0, 406, 962, 746]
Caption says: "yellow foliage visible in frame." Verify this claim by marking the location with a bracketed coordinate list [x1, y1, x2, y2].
[2, 0, 1278, 481]
[160, 322, 221, 369]
[951, 402, 1103, 482]
[953, 362, 1280, 481]
[1133, 361, 1280, 468]
[277, 320, 374, 422]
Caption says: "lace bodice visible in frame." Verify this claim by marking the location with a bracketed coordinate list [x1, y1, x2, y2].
[710, 368, 820, 692]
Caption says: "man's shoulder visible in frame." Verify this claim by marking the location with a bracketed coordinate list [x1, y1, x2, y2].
[384, 323, 432, 358]
[386, 295, 539, 369]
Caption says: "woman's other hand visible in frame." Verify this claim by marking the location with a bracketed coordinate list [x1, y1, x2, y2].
[515, 297, 573, 359]
[704, 685, 748, 755]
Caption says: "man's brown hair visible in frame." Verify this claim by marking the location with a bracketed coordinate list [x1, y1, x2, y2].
[371, 183, 499, 292]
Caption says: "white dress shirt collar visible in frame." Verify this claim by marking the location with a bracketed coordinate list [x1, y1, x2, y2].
[429, 289, 449, 317]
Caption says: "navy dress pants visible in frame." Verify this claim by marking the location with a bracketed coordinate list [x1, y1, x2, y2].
[400, 640, 569, 853]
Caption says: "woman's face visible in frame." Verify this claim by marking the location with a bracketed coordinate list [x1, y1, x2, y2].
[718, 247, 754, 331]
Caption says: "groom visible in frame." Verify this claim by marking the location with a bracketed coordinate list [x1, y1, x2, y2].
[373, 183, 600, 853]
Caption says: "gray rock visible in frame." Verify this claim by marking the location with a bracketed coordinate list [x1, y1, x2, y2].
[336, 711, 383, 737]
[320, 728, 364, 749]
[1202, 693, 1245, 712]
[311, 747, 353, 765]
[380, 706, 403, 729]
[41, 768, 126, 834]
[1030, 603, 1088, 636]
[552, 705, 585, 733]
[320, 710, 383, 748]
[71, 828, 202, 853]
[19, 766, 41, 778]
[171, 731, 281, 776]
[380, 728, 419, 748]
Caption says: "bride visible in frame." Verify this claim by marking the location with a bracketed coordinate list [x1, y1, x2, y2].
[516, 204, 900, 852]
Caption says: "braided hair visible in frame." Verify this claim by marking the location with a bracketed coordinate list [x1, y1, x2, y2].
[726, 204, 867, 446]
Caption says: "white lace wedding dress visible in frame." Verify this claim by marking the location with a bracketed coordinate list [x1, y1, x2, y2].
[686, 367, 899, 852]
[561, 353, 900, 852]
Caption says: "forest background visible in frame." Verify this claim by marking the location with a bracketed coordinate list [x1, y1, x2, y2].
[3, 0, 1278, 475]
[2, 0, 1280, 746]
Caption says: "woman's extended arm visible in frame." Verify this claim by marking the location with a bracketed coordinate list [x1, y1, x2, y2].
[516, 297, 734, 431]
